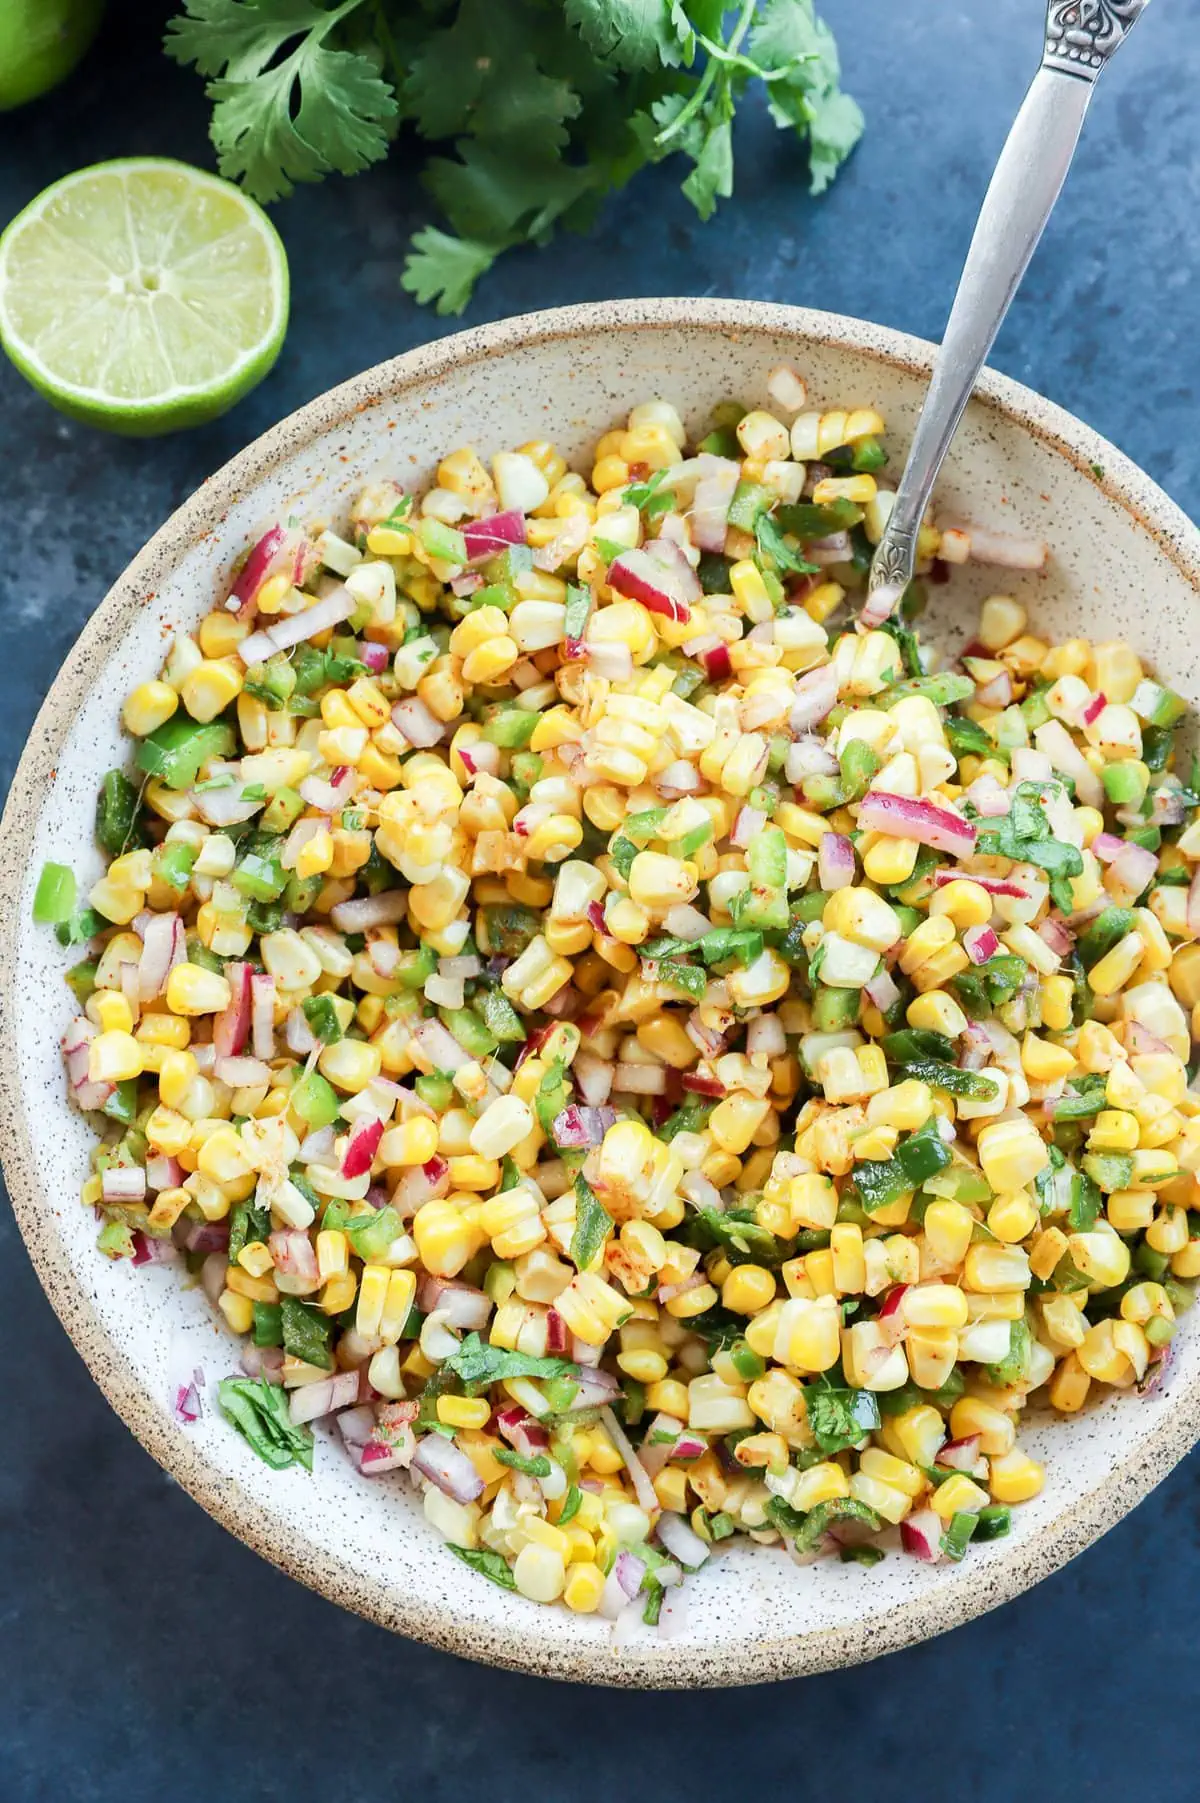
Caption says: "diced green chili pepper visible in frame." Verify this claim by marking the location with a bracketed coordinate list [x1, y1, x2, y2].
[135, 718, 236, 790]
[95, 770, 143, 856]
[33, 862, 76, 924]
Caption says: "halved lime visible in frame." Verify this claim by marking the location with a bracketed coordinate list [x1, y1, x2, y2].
[0, 158, 289, 435]
[0, 0, 104, 111]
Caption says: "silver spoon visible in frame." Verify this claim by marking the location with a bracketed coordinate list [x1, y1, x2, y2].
[864, 0, 1153, 627]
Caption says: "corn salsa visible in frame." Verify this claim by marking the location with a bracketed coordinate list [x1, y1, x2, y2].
[39, 369, 1200, 1625]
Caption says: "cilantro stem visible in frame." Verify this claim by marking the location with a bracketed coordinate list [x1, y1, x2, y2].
[655, 0, 756, 149]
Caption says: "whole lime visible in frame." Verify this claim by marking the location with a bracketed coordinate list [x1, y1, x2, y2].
[0, 0, 104, 111]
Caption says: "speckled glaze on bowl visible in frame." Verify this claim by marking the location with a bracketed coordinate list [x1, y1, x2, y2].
[3, 299, 1199, 1688]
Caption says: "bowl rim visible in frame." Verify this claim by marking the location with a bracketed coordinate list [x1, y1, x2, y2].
[3, 295, 1200, 1687]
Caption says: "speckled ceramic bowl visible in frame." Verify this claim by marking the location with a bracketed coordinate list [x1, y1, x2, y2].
[3, 299, 1199, 1687]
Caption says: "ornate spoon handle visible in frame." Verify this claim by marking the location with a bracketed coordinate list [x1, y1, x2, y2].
[864, 0, 1153, 626]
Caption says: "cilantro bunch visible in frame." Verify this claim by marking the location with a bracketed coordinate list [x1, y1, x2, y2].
[165, 0, 861, 314]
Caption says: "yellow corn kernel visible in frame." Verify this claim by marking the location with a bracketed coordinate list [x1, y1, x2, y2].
[791, 1461, 851, 1511]
[721, 1263, 777, 1315]
[922, 1199, 974, 1267]
[166, 963, 232, 1017]
[929, 1472, 990, 1522]
[1047, 1351, 1090, 1411]
[218, 1289, 254, 1335]
[987, 1190, 1039, 1243]
[976, 1119, 1049, 1194]
[1021, 1033, 1077, 1084]
[563, 1562, 606, 1613]
[949, 1395, 1015, 1456]
[122, 680, 178, 737]
[1029, 1225, 1069, 1280]
[1040, 974, 1075, 1033]
[1089, 931, 1145, 997]
[988, 1449, 1045, 1504]
[88, 1031, 143, 1084]
[180, 659, 243, 723]
[929, 879, 993, 929]
[437, 1395, 492, 1430]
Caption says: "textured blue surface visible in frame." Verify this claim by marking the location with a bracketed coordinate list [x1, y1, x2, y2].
[1, 2, 1199, 1795]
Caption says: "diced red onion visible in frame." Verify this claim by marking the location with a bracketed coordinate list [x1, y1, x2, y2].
[690, 453, 740, 552]
[599, 1405, 660, 1514]
[463, 510, 526, 558]
[342, 1116, 384, 1179]
[137, 912, 184, 1001]
[250, 973, 276, 1061]
[1126, 1021, 1172, 1057]
[268, 1230, 319, 1283]
[494, 1405, 550, 1458]
[147, 1153, 184, 1192]
[857, 791, 976, 856]
[818, 832, 855, 891]
[1038, 916, 1074, 957]
[356, 1428, 417, 1475]
[785, 736, 840, 784]
[285, 1008, 318, 1056]
[658, 1272, 705, 1305]
[102, 1166, 146, 1204]
[357, 640, 390, 673]
[391, 696, 444, 749]
[655, 1512, 711, 1570]
[212, 960, 251, 1059]
[410, 1016, 474, 1073]
[545, 1309, 570, 1355]
[533, 509, 590, 574]
[417, 1278, 493, 1332]
[178, 1217, 229, 1255]
[746, 1013, 786, 1056]
[62, 1017, 114, 1112]
[559, 1367, 619, 1412]
[933, 868, 1027, 898]
[214, 1054, 270, 1089]
[973, 668, 1014, 709]
[169, 1374, 203, 1422]
[288, 1369, 361, 1425]
[391, 1156, 451, 1219]
[901, 1509, 947, 1562]
[699, 640, 732, 682]
[935, 1434, 982, 1471]
[946, 521, 1048, 571]
[964, 775, 1011, 818]
[411, 1433, 485, 1503]
[200, 1252, 227, 1306]
[1107, 839, 1158, 903]
[1034, 720, 1104, 808]
[789, 662, 840, 733]
[864, 968, 901, 1012]
[572, 1051, 615, 1108]
[607, 546, 696, 623]
[298, 769, 355, 818]
[228, 523, 303, 613]
[552, 1103, 619, 1148]
[655, 760, 704, 799]
[330, 890, 408, 932]
[612, 1063, 668, 1095]
[336, 1404, 375, 1446]
[960, 1023, 992, 1070]
[963, 924, 1000, 965]
[237, 586, 355, 664]
[806, 530, 851, 566]
[730, 804, 766, 849]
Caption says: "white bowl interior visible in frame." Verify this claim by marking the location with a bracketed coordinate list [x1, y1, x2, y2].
[8, 307, 1200, 1683]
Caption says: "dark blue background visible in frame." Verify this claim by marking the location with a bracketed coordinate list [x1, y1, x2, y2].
[2, 3, 1197, 1796]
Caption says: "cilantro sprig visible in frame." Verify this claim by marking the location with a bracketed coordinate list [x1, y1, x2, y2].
[166, 0, 860, 315]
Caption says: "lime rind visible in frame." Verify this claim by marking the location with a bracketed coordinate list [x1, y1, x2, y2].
[0, 157, 289, 436]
